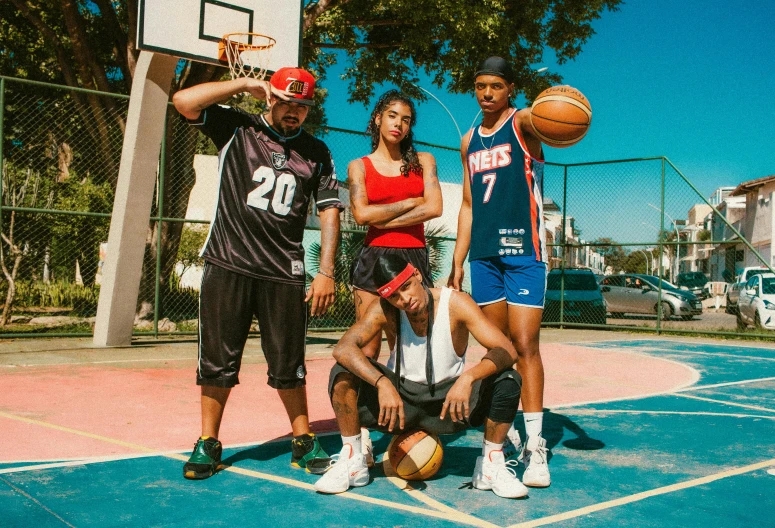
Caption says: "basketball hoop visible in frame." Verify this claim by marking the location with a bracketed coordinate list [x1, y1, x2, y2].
[219, 33, 276, 80]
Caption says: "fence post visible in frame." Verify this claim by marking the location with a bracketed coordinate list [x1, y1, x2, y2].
[559, 164, 568, 326]
[656, 158, 666, 334]
[153, 114, 169, 337]
[0, 78, 5, 220]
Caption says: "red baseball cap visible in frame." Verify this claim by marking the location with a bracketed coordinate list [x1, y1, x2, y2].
[269, 67, 316, 106]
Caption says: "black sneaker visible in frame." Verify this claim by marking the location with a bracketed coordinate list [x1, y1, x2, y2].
[183, 436, 223, 480]
[290, 433, 331, 475]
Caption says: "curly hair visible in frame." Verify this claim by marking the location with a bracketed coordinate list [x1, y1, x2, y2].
[366, 90, 422, 177]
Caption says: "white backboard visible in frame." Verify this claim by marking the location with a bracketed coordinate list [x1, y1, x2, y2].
[137, 0, 302, 72]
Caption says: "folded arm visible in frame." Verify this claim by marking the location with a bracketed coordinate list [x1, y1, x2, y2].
[372, 152, 443, 229]
[348, 159, 422, 226]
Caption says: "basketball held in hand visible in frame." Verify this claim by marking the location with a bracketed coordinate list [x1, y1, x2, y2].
[387, 429, 444, 481]
[530, 85, 592, 148]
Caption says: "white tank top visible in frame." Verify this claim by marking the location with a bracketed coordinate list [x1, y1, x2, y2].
[386, 287, 466, 384]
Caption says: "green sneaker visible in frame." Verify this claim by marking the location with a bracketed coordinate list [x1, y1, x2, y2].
[290, 433, 331, 475]
[183, 436, 223, 480]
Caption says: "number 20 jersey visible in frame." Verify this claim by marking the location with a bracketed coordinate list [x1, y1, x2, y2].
[467, 109, 546, 263]
[189, 104, 343, 284]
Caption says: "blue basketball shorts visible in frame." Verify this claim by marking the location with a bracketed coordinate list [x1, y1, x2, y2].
[470, 255, 548, 308]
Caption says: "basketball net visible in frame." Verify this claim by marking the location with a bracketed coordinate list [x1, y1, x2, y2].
[219, 33, 276, 80]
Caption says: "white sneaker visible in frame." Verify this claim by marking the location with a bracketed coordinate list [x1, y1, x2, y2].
[503, 425, 523, 462]
[472, 450, 529, 499]
[522, 436, 551, 488]
[314, 444, 370, 494]
[361, 428, 374, 468]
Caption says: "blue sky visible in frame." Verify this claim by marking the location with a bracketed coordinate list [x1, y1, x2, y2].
[317, 0, 775, 242]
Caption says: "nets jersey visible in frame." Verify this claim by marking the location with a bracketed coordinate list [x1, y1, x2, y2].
[467, 109, 546, 263]
[190, 104, 343, 284]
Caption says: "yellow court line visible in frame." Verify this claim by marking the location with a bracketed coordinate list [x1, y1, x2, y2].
[507, 457, 775, 528]
[381, 456, 501, 528]
[674, 393, 775, 414]
[0, 410, 495, 527]
[0, 411, 158, 453]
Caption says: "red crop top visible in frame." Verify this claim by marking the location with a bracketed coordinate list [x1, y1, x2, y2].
[362, 156, 426, 248]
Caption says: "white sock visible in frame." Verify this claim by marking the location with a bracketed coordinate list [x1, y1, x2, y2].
[507, 423, 521, 445]
[341, 434, 362, 458]
[524, 412, 543, 441]
[483, 439, 502, 459]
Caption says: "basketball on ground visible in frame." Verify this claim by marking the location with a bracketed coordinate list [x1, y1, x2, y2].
[530, 85, 592, 148]
[387, 429, 444, 481]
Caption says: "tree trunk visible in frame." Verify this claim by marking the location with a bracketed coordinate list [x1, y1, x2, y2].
[0, 253, 23, 326]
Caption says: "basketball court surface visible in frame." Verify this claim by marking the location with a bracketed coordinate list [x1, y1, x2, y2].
[3, 331, 774, 527]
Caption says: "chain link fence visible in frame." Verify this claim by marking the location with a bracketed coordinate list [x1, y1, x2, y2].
[1, 76, 772, 339]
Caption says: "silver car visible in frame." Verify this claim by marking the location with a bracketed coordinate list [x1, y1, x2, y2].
[599, 274, 703, 320]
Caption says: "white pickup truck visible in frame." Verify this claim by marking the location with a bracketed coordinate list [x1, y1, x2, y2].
[726, 266, 771, 314]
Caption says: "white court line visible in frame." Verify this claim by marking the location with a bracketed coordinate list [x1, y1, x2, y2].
[584, 338, 775, 352]
[0, 430, 342, 468]
[0, 475, 76, 527]
[507, 456, 775, 528]
[675, 376, 775, 393]
[550, 346, 700, 411]
[628, 346, 775, 362]
[563, 409, 775, 421]
[674, 393, 775, 414]
[381, 454, 500, 528]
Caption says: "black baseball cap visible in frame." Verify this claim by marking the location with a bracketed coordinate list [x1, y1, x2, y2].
[475, 56, 515, 84]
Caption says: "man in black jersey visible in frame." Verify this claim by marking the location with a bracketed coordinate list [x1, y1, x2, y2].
[173, 67, 343, 479]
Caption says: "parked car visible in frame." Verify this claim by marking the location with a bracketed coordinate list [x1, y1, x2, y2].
[543, 269, 607, 325]
[726, 266, 770, 314]
[599, 273, 703, 320]
[736, 273, 775, 330]
[675, 271, 709, 299]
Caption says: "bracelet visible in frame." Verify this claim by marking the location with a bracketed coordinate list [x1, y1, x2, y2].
[374, 374, 386, 387]
[318, 270, 335, 280]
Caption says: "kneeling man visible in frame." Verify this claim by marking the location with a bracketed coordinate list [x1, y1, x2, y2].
[315, 255, 528, 498]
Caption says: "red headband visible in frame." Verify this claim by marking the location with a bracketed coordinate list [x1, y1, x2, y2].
[377, 264, 417, 298]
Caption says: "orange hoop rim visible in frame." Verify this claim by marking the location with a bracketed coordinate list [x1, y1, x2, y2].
[219, 32, 276, 61]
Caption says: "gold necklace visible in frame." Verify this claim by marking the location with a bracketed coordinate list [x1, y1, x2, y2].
[478, 109, 512, 151]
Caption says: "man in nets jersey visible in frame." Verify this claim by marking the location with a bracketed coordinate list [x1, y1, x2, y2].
[448, 56, 551, 488]
[173, 67, 343, 479]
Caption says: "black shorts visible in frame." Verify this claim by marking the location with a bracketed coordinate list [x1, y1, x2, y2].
[328, 360, 521, 435]
[197, 263, 307, 390]
[350, 246, 433, 293]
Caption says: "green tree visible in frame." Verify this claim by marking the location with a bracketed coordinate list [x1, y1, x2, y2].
[305, 0, 622, 103]
[0, 165, 54, 324]
[2, 0, 622, 318]
[175, 225, 208, 280]
[593, 237, 627, 273]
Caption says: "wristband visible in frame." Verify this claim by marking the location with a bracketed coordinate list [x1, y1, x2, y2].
[481, 347, 514, 372]
[374, 374, 386, 387]
[318, 270, 335, 280]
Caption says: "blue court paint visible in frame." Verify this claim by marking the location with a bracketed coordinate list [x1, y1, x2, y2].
[587, 340, 775, 386]
[3, 339, 775, 526]
[564, 468, 775, 527]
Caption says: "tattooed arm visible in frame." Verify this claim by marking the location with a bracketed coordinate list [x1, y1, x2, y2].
[348, 158, 423, 226]
[372, 152, 443, 229]
[332, 298, 404, 430]
[333, 300, 390, 384]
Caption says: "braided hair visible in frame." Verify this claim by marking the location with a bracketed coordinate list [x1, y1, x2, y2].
[366, 90, 423, 177]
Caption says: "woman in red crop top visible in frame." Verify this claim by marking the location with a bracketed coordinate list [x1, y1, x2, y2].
[348, 90, 443, 359]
